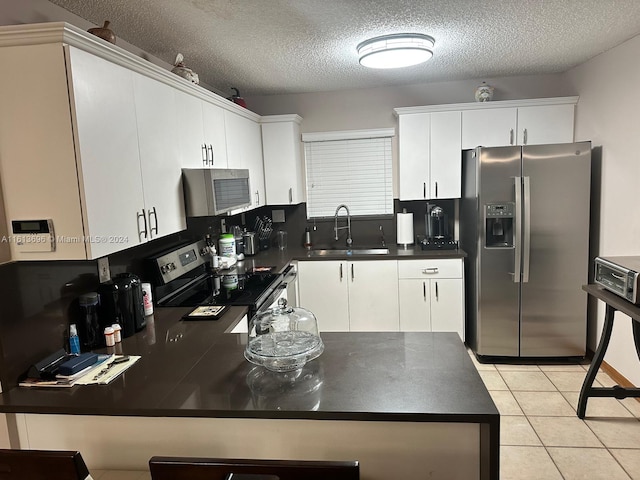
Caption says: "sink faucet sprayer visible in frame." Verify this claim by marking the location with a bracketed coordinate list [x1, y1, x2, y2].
[334, 204, 353, 247]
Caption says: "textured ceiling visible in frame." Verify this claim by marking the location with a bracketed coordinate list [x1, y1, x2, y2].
[49, 0, 640, 96]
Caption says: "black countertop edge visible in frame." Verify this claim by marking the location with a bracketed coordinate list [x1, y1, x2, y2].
[0, 406, 498, 423]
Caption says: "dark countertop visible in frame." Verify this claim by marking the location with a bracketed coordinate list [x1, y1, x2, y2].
[0, 305, 497, 424]
[239, 244, 467, 275]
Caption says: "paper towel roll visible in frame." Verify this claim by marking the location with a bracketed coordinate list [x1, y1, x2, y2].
[396, 212, 414, 246]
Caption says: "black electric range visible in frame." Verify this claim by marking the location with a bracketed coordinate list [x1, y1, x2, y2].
[148, 240, 287, 318]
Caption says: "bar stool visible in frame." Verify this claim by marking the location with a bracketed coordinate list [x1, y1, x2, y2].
[149, 456, 360, 480]
[0, 449, 91, 479]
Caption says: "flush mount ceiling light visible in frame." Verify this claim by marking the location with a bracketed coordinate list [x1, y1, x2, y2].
[357, 33, 435, 69]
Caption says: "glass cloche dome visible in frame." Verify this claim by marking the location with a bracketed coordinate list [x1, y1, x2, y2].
[245, 298, 324, 372]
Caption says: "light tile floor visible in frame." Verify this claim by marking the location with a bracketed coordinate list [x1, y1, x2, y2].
[83, 351, 640, 480]
[469, 351, 640, 480]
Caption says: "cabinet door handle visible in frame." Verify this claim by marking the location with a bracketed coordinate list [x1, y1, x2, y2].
[423, 182, 426, 198]
[202, 144, 208, 166]
[422, 267, 439, 274]
[339, 263, 343, 281]
[351, 263, 354, 281]
[137, 210, 148, 240]
[148, 207, 159, 237]
[435, 281, 439, 300]
[435, 181, 438, 198]
[523, 128, 528, 145]
[208, 145, 214, 165]
[423, 281, 426, 300]
[509, 129, 514, 145]
[289, 187, 293, 204]
[255, 190, 260, 205]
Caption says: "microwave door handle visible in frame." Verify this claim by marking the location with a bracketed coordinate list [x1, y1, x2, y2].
[513, 176, 522, 283]
[522, 176, 531, 283]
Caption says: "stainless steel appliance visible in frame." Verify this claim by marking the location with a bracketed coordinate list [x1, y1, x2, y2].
[460, 142, 591, 359]
[421, 203, 458, 250]
[182, 168, 251, 216]
[148, 240, 294, 321]
[594, 256, 640, 304]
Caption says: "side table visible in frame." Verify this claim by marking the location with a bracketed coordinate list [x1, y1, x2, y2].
[578, 284, 640, 418]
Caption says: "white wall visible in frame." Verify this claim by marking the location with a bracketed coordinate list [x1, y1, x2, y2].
[246, 74, 573, 132]
[566, 34, 640, 385]
[248, 74, 574, 197]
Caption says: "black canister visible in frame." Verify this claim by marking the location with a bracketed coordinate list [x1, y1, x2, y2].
[77, 292, 102, 350]
[98, 273, 146, 339]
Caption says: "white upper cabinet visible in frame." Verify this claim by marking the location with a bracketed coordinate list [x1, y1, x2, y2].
[261, 115, 304, 205]
[515, 104, 575, 146]
[461, 98, 576, 149]
[202, 101, 228, 168]
[397, 111, 461, 201]
[66, 46, 147, 259]
[430, 111, 462, 199]
[174, 89, 208, 168]
[174, 91, 228, 168]
[461, 108, 517, 149]
[225, 110, 265, 208]
[398, 113, 430, 201]
[133, 73, 187, 240]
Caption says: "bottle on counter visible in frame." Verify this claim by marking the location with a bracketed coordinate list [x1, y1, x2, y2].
[78, 292, 101, 350]
[304, 227, 313, 250]
[111, 323, 122, 343]
[69, 324, 81, 355]
[104, 326, 115, 347]
[142, 282, 153, 316]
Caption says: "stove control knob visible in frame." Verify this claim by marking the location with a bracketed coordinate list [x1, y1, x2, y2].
[160, 265, 168, 274]
[167, 262, 176, 271]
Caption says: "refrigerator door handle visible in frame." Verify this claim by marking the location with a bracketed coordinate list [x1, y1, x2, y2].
[513, 176, 522, 283]
[523, 176, 531, 283]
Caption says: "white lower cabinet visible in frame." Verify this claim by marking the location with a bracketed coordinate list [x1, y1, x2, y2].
[297, 260, 399, 332]
[348, 260, 399, 331]
[297, 258, 465, 337]
[398, 259, 465, 340]
[297, 260, 350, 332]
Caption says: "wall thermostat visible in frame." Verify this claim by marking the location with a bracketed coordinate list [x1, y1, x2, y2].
[11, 219, 56, 253]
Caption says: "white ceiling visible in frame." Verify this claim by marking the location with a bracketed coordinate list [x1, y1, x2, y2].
[49, 0, 640, 97]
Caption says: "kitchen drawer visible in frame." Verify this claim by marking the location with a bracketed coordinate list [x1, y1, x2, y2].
[398, 258, 463, 279]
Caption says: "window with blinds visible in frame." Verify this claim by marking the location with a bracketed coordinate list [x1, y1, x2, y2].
[303, 131, 393, 218]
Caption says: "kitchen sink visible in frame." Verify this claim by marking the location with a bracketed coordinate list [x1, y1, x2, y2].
[309, 248, 389, 256]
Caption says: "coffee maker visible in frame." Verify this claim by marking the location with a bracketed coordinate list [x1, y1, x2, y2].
[421, 203, 458, 250]
[97, 273, 146, 343]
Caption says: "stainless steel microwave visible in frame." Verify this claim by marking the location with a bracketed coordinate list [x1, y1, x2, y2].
[182, 168, 251, 216]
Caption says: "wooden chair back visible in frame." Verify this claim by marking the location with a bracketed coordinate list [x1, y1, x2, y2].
[149, 456, 359, 480]
[0, 449, 90, 480]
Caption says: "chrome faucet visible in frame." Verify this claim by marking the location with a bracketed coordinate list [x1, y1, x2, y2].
[334, 204, 353, 247]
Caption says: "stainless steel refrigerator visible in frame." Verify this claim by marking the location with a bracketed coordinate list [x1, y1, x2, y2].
[460, 142, 591, 359]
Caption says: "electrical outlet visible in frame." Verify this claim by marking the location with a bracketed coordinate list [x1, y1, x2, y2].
[98, 257, 111, 283]
[272, 209, 285, 223]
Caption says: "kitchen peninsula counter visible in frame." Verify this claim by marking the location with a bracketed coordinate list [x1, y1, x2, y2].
[0, 305, 498, 480]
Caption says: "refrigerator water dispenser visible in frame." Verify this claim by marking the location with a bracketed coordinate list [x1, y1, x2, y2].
[485, 203, 514, 248]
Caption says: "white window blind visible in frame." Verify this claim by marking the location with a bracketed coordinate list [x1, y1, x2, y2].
[304, 132, 393, 218]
